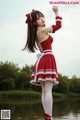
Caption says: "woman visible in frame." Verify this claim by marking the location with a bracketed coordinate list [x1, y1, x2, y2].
[24, 6, 62, 120]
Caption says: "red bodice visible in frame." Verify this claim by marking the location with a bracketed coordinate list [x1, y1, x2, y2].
[38, 35, 53, 52]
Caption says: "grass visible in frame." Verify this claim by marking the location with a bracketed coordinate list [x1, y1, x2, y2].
[0, 90, 80, 100]
[0, 90, 41, 100]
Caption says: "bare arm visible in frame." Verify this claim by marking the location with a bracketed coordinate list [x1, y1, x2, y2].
[38, 6, 62, 34]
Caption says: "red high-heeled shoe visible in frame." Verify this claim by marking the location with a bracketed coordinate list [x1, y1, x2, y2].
[44, 113, 52, 120]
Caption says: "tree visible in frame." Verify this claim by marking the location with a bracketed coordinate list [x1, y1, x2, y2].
[53, 74, 69, 93]
[0, 78, 15, 90]
[15, 64, 33, 90]
[0, 61, 19, 90]
[69, 75, 80, 93]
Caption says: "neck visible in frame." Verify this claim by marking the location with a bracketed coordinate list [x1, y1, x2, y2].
[37, 26, 42, 30]
[37, 25, 45, 30]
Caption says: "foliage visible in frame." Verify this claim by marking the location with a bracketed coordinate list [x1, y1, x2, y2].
[0, 61, 80, 93]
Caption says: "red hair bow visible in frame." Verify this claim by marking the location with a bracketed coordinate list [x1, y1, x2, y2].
[25, 9, 35, 26]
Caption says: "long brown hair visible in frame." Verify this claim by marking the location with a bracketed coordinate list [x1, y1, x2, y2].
[23, 10, 44, 52]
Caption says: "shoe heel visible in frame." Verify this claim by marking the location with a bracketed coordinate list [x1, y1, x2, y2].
[44, 113, 52, 120]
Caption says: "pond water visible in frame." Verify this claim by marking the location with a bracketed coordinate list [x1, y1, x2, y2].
[0, 98, 80, 120]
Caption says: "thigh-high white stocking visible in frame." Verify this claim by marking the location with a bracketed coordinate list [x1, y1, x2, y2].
[41, 81, 53, 118]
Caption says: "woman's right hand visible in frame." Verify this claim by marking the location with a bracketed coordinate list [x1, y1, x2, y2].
[52, 6, 59, 16]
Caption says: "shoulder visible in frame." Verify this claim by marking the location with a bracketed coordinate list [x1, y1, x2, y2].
[37, 27, 52, 34]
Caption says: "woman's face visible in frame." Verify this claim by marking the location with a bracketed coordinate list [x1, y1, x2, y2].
[35, 15, 45, 27]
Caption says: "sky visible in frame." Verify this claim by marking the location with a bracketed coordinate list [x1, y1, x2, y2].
[0, 0, 80, 78]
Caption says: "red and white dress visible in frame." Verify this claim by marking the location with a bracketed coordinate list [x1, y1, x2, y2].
[30, 16, 62, 86]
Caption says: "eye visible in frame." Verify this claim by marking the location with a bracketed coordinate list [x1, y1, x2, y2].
[37, 18, 39, 20]
[37, 16, 40, 20]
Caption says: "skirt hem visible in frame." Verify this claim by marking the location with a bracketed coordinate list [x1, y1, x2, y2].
[30, 79, 59, 86]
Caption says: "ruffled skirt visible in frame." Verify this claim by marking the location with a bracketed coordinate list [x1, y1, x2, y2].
[30, 50, 59, 86]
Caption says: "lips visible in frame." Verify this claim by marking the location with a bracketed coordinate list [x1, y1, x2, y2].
[42, 21, 45, 24]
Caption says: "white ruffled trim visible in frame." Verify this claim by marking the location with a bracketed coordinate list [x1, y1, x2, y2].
[56, 19, 62, 22]
[31, 71, 58, 76]
[30, 78, 59, 86]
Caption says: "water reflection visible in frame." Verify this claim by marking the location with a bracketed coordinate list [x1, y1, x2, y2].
[0, 98, 80, 120]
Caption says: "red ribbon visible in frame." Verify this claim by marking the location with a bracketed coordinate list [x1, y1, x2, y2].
[25, 13, 33, 26]
[25, 9, 35, 26]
